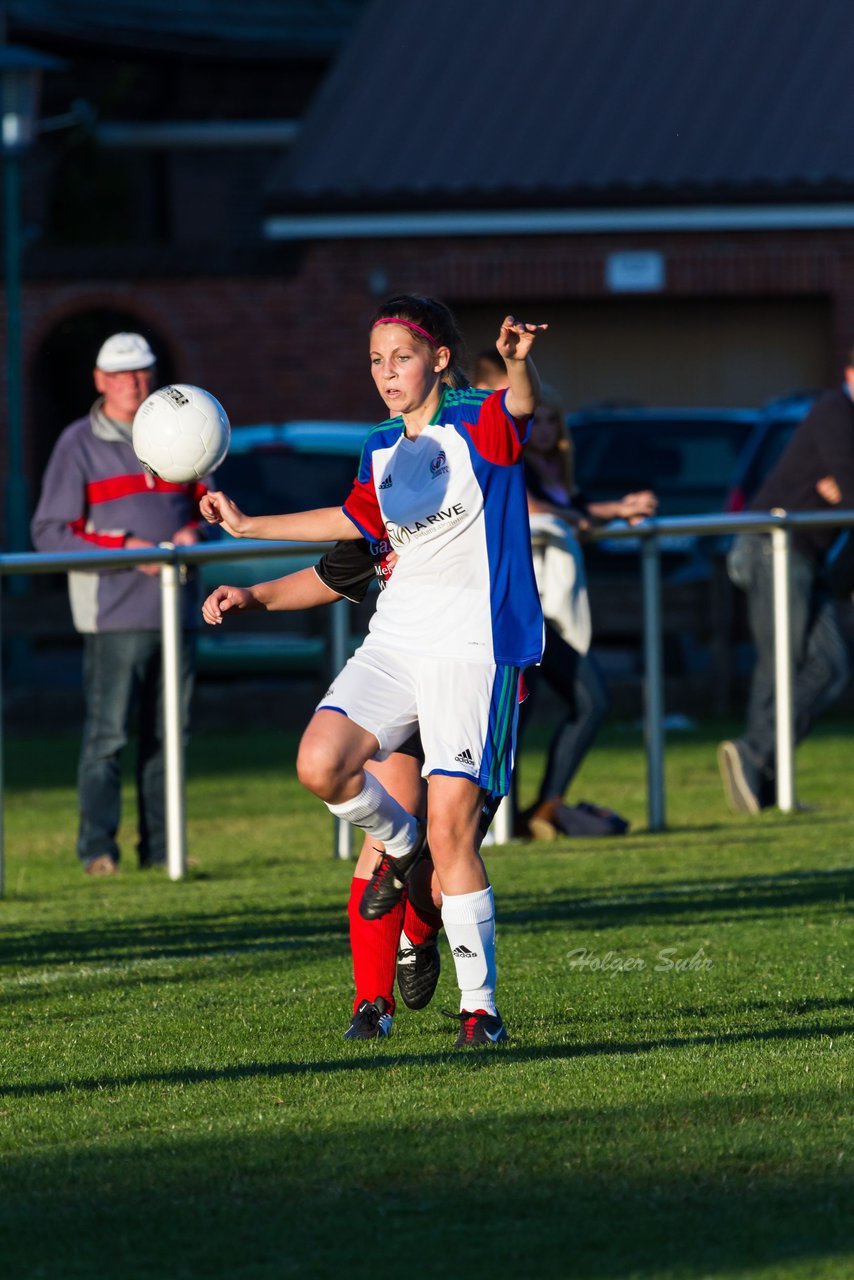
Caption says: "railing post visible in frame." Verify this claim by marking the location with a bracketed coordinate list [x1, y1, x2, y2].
[160, 548, 187, 880]
[771, 518, 796, 812]
[491, 794, 513, 844]
[329, 598, 353, 860]
[642, 535, 666, 831]
[0, 585, 4, 898]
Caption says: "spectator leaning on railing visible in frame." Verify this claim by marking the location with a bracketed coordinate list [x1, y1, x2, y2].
[719, 352, 854, 813]
[30, 333, 208, 876]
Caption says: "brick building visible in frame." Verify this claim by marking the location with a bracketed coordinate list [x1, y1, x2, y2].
[1, 0, 366, 537]
[5, 0, 854, 539]
[264, 0, 854, 415]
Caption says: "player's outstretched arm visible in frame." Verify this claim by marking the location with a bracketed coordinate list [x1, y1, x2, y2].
[496, 314, 548, 419]
[200, 491, 358, 542]
[202, 567, 341, 624]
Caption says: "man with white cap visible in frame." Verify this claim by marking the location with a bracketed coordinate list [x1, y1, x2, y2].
[31, 333, 207, 875]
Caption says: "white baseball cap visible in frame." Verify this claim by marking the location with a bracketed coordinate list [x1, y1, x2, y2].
[95, 332, 156, 373]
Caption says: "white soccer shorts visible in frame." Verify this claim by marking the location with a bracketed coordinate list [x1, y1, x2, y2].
[317, 640, 520, 796]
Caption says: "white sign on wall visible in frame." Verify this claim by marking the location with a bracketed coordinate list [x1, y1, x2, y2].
[605, 250, 665, 292]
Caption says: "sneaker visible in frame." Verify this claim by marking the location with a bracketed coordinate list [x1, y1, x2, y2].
[396, 938, 441, 1010]
[717, 740, 761, 815]
[343, 997, 394, 1040]
[444, 1008, 508, 1047]
[359, 821, 427, 921]
[84, 854, 118, 876]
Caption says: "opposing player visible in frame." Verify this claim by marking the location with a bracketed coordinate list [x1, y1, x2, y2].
[203, 537, 445, 1039]
[202, 296, 546, 1046]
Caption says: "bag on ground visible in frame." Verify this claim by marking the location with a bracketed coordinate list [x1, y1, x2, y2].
[554, 801, 630, 837]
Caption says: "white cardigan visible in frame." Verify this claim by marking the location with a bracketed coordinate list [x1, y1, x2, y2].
[529, 512, 592, 655]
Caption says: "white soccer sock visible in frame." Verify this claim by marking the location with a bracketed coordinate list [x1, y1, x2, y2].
[326, 772, 418, 859]
[441, 886, 497, 1015]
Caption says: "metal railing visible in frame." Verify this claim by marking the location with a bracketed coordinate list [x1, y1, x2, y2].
[1, 508, 853, 895]
[585, 508, 854, 829]
[0, 539, 341, 895]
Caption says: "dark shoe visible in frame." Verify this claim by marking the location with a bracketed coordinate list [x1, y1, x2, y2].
[359, 822, 427, 921]
[717, 740, 761, 815]
[512, 811, 533, 839]
[396, 938, 441, 1010]
[139, 856, 166, 870]
[444, 1008, 508, 1047]
[84, 854, 118, 877]
[343, 997, 393, 1040]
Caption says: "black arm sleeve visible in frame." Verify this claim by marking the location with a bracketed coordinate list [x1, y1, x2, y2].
[314, 539, 378, 603]
[813, 394, 854, 509]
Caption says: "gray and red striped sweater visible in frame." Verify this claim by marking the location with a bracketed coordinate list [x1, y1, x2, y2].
[31, 400, 207, 633]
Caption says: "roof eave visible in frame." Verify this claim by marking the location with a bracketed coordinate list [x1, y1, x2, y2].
[264, 196, 854, 242]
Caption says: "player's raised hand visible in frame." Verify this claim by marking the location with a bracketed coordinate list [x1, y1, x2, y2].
[200, 490, 251, 537]
[202, 584, 254, 625]
[497, 315, 549, 362]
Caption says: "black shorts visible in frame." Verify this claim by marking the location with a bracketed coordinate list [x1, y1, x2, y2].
[395, 730, 423, 761]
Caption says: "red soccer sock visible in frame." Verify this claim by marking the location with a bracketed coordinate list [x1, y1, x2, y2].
[402, 893, 442, 947]
[347, 877, 403, 1015]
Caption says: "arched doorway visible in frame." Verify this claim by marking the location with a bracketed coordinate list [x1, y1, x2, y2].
[30, 307, 175, 504]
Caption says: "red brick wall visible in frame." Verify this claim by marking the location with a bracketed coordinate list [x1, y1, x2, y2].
[5, 224, 854, 530]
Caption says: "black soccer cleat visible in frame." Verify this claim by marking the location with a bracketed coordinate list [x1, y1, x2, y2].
[343, 997, 394, 1040]
[444, 1008, 508, 1048]
[359, 821, 428, 921]
[396, 937, 441, 1010]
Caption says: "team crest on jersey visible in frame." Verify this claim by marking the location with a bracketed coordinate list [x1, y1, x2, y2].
[379, 473, 393, 490]
[430, 451, 449, 478]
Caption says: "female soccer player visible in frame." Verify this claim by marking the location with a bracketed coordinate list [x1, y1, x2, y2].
[202, 296, 546, 1046]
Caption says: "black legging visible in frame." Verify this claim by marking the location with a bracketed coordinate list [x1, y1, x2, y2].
[514, 622, 611, 811]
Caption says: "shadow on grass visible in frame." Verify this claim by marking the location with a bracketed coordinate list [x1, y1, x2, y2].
[499, 865, 854, 931]
[3, 1015, 851, 1099]
[0, 1104, 850, 1279]
[0, 900, 346, 975]
[2, 866, 850, 987]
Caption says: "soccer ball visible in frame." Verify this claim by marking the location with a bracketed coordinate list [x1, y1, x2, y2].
[132, 384, 231, 483]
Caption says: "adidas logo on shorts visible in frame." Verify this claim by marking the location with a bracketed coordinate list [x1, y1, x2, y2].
[379, 474, 393, 489]
[454, 748, 476, 767]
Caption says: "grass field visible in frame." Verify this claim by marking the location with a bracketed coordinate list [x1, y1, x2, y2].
[0, 717, 851, 1280]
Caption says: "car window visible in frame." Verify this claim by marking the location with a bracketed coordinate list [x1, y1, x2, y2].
[572, 419, 754, 515]
[214, 448, 360, 515]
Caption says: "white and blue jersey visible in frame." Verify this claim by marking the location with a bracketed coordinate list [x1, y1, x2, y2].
[343, 388, 544, 668]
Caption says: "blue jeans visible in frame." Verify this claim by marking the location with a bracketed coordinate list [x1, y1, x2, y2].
[517, 622, 611, 805]
[727, 534, 849, 781]
[77, 631, 195, 867]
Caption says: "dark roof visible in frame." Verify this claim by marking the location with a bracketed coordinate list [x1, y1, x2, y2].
[268, 0, 854, 211]
[7, 1, 367, 59]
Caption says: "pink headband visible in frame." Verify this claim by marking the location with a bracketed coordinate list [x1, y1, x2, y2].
[372, 317, 438, 347]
